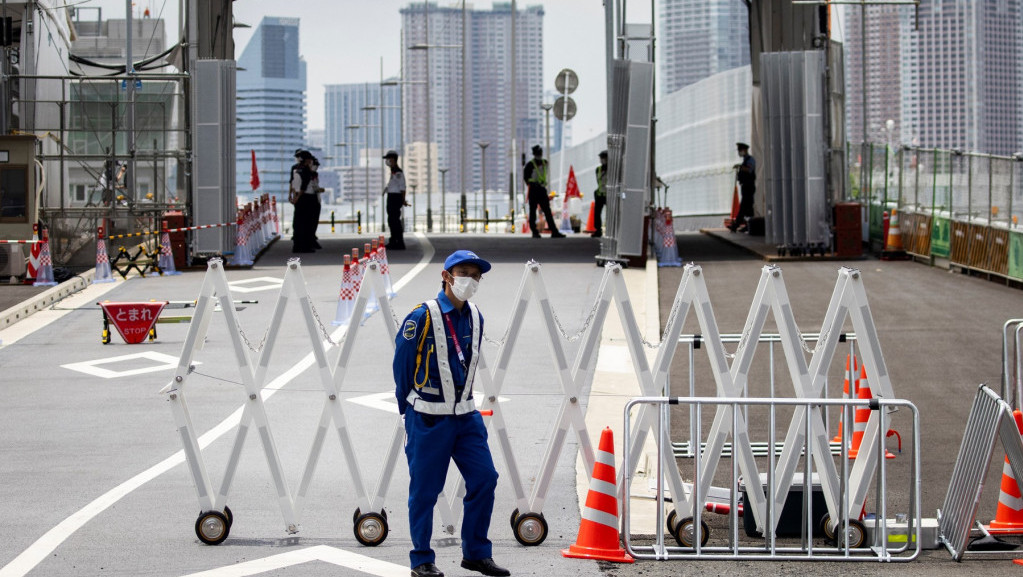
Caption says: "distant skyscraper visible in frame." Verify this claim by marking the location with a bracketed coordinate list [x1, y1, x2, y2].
[324, 82, 401, 169]
[401, 2, 544, 202]
[236, 17, 306, 200]
[846, 1, 1023, 155]
[658, 0, 750, 95]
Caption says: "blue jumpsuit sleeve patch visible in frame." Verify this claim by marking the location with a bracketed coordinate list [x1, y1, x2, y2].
[403, 319, 418, 340]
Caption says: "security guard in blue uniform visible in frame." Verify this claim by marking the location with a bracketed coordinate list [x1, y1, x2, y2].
[394, 250, 510, 577]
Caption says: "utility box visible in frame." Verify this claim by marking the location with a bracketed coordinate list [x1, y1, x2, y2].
[740, 473, 827, 537]
[834, 202, 863, 258]
[0, 135, 39, 242]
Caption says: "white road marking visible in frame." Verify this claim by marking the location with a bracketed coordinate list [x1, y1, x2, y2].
[0, 235, 435, 577]
[227, 276, 284, 293]
[178, 545, 409, 577]
[60, 351, 192, 379]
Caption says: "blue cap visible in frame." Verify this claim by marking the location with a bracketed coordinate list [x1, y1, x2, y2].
[444, 250, 491, 274]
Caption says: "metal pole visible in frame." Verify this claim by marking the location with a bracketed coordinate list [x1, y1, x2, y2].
[364, 83, 371, 234]
[424, 1, 433, 233]
[509, 0, 517, 224]
[380, 57, 386, 234]
[860, 1, 868, 196]
[479, 142, 489, 222]
[126, 0, 137, 203]
[542, 105, 551, 182]
[461, 0, 468, 235]
[440, 167, 448, 232]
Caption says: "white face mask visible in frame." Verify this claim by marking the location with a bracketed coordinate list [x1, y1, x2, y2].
[449, 275, 479, 301]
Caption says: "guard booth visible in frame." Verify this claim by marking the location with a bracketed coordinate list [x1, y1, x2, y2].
[0, 135, 39, 241]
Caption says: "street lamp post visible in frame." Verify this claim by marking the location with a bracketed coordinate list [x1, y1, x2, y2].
[439, 167, 449, 232]
[477, 141, 490, 224]
[410, 183, 417, 232]
[541, 103, 552, 179]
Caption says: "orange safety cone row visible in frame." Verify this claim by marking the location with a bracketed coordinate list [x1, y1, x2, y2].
[848, 364, 895, 460]
[832, 354, 858, 444]
[583, 201, 597, 234]
[33, 227, 58, 287]
[333, 254, 354, 326]
[990, 409, 1023, 533]
[562, 427, 634, 563]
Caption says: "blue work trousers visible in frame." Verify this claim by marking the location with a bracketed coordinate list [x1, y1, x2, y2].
[404, 410, 498, 568]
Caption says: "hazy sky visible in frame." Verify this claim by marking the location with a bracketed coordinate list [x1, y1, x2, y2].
[87, 0, 613, 142]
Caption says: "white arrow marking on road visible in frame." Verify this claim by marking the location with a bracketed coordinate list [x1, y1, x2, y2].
[178, 545, 408, 577]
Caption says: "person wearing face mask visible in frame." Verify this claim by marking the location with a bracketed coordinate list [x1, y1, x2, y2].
[729, 142, 756, 233]
[393, 250, 509, 577]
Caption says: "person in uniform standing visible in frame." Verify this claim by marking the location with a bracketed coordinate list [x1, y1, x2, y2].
[289, 150, 317, 253]
[591, 150, 608, 238]
[730, 142, 756, 233]
[383, 150, 408, 250]
[522, 145, 565, 239]
[394, 250, 510, 577]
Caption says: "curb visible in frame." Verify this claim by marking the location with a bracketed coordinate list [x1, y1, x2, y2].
[0, 268, 97, 331]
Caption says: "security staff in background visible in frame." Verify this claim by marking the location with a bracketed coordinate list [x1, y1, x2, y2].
[591, 150, 608, 238]
[522, 145, 565, 239]
[730, 142, 756, 233]
[289, 150, 318, 253]
[394, 250, 510, 577]
[383, 150, 409, 250]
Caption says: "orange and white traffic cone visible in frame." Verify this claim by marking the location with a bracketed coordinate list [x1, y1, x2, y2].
[333, 255, 355, 327]
[92, 226, 115, 284]
[364, 243, 379, 316]
[377, 234, 396, 298]
[230, 215, 253, 266]
[848, 365, 895, 460]
[33, 227, 58, 287]
[990, 410, 1023, 533]
[832, 354, 858, 444]
[24, 223, 40, 284]
[157, 221, 181, 276]
[562, 427, 634, 563]
[881, 208, 908, 260]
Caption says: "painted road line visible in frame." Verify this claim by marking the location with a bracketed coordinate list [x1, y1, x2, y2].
[0, 234, 435, 577]
[61, 352, 195, 379]
[226, 277, 284, 294]
[178, 545, 408, 577]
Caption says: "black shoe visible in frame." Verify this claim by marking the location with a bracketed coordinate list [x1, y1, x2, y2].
[411, 562, 444, 577]
[531, 232, 541, 238]
[460, 558, 510, 576]
[313, 241, 323, 249]
[550, 231, 566, 238]
[292, 248, 315, 254]
[590, 232, 602, 238]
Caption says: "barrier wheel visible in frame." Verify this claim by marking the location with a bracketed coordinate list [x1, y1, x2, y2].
[353, 511, 388, 547]
[666, 509, 678, 533]
[671, 516, 709, 548]
[102, 329, 110, 345]
[353, 507, 361, 524]
[836, 519, 867, 549]
[223, 505, 233, 529]
[820, 513, 836, 540]
[513, 512, 548, 546]
[509, 508, 519, 530]
[195, 510, 230, 545]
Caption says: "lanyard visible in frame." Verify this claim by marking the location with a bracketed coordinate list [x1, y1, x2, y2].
[442, 313, 468, 371]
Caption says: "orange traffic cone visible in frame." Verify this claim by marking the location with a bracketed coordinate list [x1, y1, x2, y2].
[92, 226, 115, 284]
[333, 254, 354, 326]
[832, 354, 858, 444]
[24, 223, 40, 284]
[729, 183, 740, 226]
[880, 208, 909, 260]
[990, 410, 1023, 533]
[33, 227, 58, 287]
[583, 201, 597, 234]
[562, 427, 634, 563]
[848, 365, 895, 460]
[157, 221, 181, 276]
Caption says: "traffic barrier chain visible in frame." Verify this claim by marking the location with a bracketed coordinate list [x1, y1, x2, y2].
[161, 258, 901, 552]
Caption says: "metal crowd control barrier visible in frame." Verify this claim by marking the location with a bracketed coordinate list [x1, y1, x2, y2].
[671, 332, 860, 459]
[1003, 319, 1023, 408]
[623, 395, 921, 562]
[939, 384, 1023, 560]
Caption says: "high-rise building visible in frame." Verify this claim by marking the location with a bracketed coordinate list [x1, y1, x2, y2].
[235, 17, 307, 201]
[846, 1, 1023, 155]
[401, 2, 544, 207]
[658, 0, 750, 96]
[324, 82, 401, 170]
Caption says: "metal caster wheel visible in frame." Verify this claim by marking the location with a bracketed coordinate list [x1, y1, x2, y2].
[666, 509, 678, 534]
[671, 516, 709, 548]
[353, 511, 388, 547]
[833, 518, 866, 548]
[820, 513, 836, 540]
[513, 512, 548, 546]
[195, 510, 230, 545]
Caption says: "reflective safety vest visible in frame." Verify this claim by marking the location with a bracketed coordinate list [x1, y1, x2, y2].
[528, 159, 548, 187]
[595, 165, 607, 197]
[406, 299, 482, 416]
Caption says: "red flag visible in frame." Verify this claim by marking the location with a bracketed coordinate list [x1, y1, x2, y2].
[564, 166, 582, 198]
[249, 149, 260, 191]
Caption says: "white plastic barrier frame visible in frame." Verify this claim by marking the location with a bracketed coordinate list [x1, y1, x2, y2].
[161, 258, 400, 546]
[620, 264, 900, 540]
[622, 395, 922, 562]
